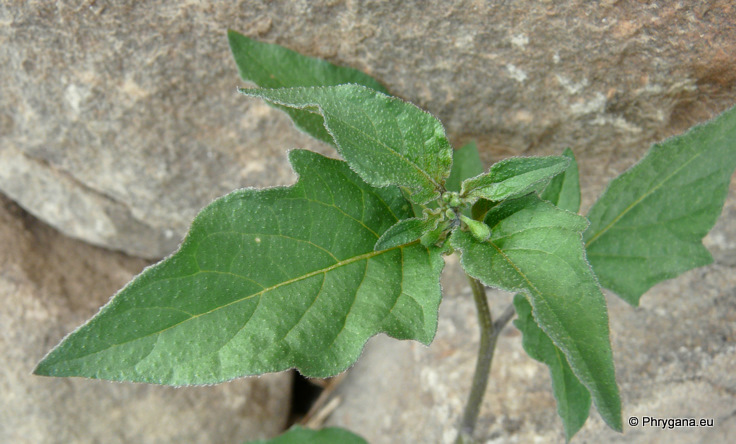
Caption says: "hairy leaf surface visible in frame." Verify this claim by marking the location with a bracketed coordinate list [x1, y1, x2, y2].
[450, 195, 621, 432]
[585, 105, 736, 305]
[240, 85, 453, 204]
[245, 425, 367, 444]
[461, 156, 570, 202]
[228, 30, 387, 145]
[513, 295, 591, 442]
[35, 151, 443, 385]
[541, 148, 581, 213]
[375, 215, 441, 251]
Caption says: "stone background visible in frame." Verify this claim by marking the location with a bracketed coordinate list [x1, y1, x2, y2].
[0, 195, 292, 444]
[1, 1, 735, 443]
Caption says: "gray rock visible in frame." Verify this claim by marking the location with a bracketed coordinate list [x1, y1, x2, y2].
[323, 179, 736, 442]
[2, 2, 736, 440]
[0, 195, 292, 443]
[2, 1, 736, 257]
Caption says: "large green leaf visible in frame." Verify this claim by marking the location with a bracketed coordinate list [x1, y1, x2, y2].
[245, 425, 367, 444]
[34, 150, 443, 385]
[585, 105, 736, 305]
[445, 141, 484, 193]
[540, 148, 581, 213]
[513, 295, 591, 442]
[450, 195, 622, 432]
[240, 85, 453, 204]
[228, 30, 387, 145]
[460, 156, 570, 202]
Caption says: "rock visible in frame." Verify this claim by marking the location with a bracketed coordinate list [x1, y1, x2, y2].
[0, 195, 291, 443]
[2, 2, 736, 440]
[2, 1, 736, 257]
[323, 181, 736, 442]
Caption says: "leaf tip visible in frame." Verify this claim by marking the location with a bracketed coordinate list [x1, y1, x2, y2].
[31, 363, 46, 376]
[31, 357, 56, 378]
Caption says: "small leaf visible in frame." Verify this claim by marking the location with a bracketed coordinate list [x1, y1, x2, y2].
[450, 195, 622, 432]
[245, 425, 367, 444]
[421, 221, 450, 247]
[585, 105, 736, 305]
[461, 156, 570, 202]
[240, 85, 453, 204]
[401, 188, 432, 218]
[540, 148, 581, 213]
[445, 141, 484, 192]
[34, 150, 444, 385]
[513, 294, 591, 442]
[375, 214, 441, 250]
[228, 30, 387, 145]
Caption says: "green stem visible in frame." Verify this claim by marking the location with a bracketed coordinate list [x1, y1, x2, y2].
[456, 275, 498, 443]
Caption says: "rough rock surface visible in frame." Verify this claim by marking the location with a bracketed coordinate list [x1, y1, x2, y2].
[0, 195, 291, 444]
[2, 1, 735, 257]
[325, 178, 736, 442]
[2, 1, 736, 442]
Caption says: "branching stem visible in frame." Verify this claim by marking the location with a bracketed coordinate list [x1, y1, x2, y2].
[493, 303, 516, 334]
[455, 277, 515, 444]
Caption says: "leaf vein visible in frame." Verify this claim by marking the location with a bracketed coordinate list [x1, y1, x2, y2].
[585, 148, 705, 247]
[54, 243, 417, 364]
[321, 107, 440, 191]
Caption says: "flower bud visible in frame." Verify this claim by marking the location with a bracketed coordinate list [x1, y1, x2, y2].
[460, 215, 491, 242]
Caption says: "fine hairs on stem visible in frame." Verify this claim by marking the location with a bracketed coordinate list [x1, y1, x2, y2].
[456, 276, 515, 443]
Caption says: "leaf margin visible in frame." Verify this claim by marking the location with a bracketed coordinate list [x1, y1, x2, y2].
[34, 150, 445, 385]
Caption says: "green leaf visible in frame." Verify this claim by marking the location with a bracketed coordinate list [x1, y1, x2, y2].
[228, 30, 387, 145]
[450, 195, 622, 432]
[375, 214, 441, 250]
[420, 221, 451, 248]
[34, 150, 444, 385]
[240, 85, 453, 204]
[540, 148, 581, 213]
[461, 156, 570, 202]
[244, 425, 368, 444]
[585, 105, 736, 305]
[445, 141, 484, 192]
[513, 294, 591, 442]
[470, 198, 497, 221]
